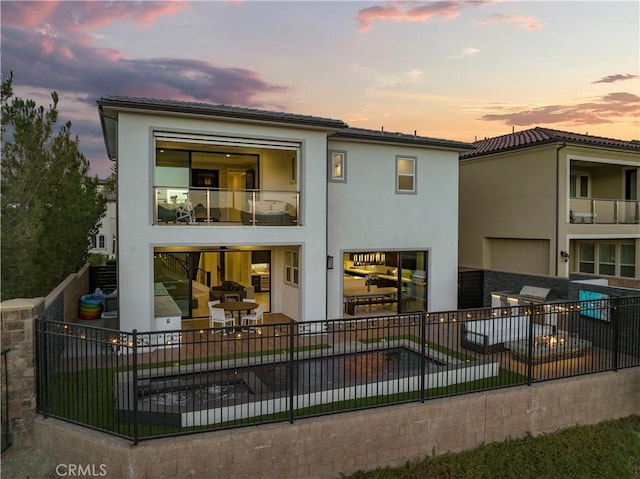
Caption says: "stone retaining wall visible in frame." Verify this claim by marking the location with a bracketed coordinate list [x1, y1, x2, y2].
[33, 367, 640, 479]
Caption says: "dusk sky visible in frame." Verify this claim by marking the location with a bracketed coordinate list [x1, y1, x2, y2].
[2, 0, 639, 178]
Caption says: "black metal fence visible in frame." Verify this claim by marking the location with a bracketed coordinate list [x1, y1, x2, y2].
[1, 348, 11, 452]
[36, 296, 640, 444]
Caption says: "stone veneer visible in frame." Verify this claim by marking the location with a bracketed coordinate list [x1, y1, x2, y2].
[32, 367, 640, 479]
[0, 298, 42, 447]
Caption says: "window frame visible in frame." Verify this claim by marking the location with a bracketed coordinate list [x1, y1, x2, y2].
[577, 241, 636, 277]
[285, 249, 299, 287]
[569, 172, 590, 199]
[328, 150, 347, 183]
[395, 155, 417, 195]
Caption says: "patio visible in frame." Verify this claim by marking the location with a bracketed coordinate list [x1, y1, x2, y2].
[36, 296, 639, 443]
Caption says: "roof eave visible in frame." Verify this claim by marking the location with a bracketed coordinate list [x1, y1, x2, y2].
[460, 137, 640, 160]
[329, 131, 474, 152]
[96, 97, 347, 131]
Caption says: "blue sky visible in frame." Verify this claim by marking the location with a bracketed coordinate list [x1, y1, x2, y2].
[2, 1, 639, 178]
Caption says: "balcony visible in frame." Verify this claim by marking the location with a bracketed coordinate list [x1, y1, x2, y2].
[569, 198, 639, 224]
[155, 187, 299, 226]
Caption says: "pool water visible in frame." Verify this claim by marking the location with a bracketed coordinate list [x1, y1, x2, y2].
[139, 348, 443, 408]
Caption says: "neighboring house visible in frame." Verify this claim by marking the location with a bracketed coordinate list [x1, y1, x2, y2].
[97, 96, 472, 334]
[88, 189, 116, 259]
[459, 127, 640, 281]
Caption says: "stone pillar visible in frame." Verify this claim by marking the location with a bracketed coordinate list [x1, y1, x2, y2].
[1, 298, 43, 448]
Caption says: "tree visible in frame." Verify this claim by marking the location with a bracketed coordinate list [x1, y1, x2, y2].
[1, 73, 106, 300]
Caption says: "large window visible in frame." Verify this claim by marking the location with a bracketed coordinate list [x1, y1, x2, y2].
[396, 156, 417, 194]
[578, 242, 636, 278]
[342, 250, 427, 314]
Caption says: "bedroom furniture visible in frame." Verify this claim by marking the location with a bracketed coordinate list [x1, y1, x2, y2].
[241, 200, 297, 225]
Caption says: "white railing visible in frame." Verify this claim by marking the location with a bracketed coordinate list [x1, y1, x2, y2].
[154, 187, 299, 226]
[569, 198, 639, 224]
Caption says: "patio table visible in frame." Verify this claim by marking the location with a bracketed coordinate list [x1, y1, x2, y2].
[217, 301, 259, 328]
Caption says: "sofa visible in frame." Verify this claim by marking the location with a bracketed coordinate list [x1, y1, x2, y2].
[460, 315, 555, 354]
[209, 281, 247, 301]
[241, 200, 297, 225]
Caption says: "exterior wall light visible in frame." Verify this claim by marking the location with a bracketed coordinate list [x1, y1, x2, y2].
[560, 250, 570, 263]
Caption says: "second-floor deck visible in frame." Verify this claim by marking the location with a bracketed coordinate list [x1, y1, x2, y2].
[155, 187, 300, 226]
[569, 198, 639, 224]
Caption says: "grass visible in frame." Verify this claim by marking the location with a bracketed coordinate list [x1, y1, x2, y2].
[40, 332, 526, 438]
[341, 415, 640, 479]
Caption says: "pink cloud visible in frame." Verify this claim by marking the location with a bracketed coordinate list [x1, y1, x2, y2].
[357, 1, 467, 31]
[1, 1, 58, 27]
[2, 1, 190, 34]
[475, 13, 543, 30]
[480, 92, 640, 126]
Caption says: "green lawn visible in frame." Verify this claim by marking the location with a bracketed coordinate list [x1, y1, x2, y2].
[341, 415, 640, 479]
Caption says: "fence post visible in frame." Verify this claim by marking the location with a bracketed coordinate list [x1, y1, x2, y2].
[288, 320, 295, 424]
[1, 348, 12, 452]
[612, 298, 620, 372]
[420, 312, 426, 402]
[526, 303, 535, 386]
[132, 329, 139, 445]
[39, 320, 49, 418]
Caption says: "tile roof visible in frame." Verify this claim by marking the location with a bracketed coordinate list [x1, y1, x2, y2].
[97, 96, 347, 129]
[460, 126, 640, 159]
[330, 127, 474, 151]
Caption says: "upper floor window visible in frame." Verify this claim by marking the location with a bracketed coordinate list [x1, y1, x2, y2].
[90, 236, 97, 249]
[570, 173, 589, 198]
[328, 150, 347, 183]
[98, 235, 105, 249]
[396, 156, 417, 194]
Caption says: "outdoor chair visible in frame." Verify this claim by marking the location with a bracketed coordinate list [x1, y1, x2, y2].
[208, 300, 232, 319]
[209, 304, 234, 332]
[242, 304, 264, 327]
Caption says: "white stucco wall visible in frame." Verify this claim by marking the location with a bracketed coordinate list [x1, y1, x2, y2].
[326, 139, 460, 318]
[115, 111, 329, 331]
[89, 199, 116, 259]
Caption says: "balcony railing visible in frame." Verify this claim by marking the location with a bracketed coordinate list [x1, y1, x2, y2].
[155, 187, 299, 226]
[569, 198, 640, 224]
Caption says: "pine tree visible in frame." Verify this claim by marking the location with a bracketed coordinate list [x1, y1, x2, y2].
[1, 73, 106, 300]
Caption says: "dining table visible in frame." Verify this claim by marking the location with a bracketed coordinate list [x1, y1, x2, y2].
[217, 301, 259, 328]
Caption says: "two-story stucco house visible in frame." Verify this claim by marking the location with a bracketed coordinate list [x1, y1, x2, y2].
[89, 189, 117, 260]
[97, 97, 472, 335]
[459, 127, 640, 282]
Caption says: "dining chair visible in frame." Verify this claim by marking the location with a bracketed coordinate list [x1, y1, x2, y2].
[209, 305, 234, 332]
[208, 300, 232, 319]
[242, 304, 264, 327]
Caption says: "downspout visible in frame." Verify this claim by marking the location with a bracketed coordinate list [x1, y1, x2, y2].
[555, 142, 567, 277]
